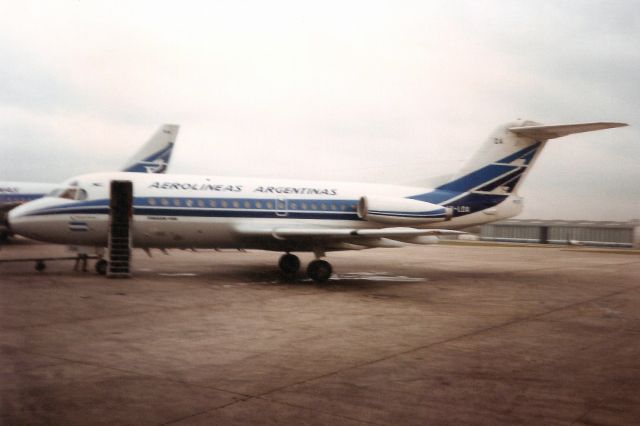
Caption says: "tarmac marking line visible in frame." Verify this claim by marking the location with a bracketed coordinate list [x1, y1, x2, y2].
[570, 381, 639, 425]
[0, 285, 313, 332]
[11, 347, 252, 399]
[253, 284, 640, 403]
[159, 395, 382, 426]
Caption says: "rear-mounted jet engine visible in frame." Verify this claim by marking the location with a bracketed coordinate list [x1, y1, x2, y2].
[357, 196, 452, 225]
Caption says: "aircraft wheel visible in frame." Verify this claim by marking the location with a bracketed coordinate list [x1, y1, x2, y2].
[307, 259, 333, 283]
[35, 260, 46, 272]
[279, 253, 301, 274]
[95, 259, 108, 275]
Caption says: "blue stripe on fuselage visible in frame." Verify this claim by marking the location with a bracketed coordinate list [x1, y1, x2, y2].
[23, 197, 361, 221]
[25, 206, 360, 221]
[21, 193, 504, 222]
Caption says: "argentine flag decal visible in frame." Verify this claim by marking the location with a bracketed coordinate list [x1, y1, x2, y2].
[68, 221, 89, 232]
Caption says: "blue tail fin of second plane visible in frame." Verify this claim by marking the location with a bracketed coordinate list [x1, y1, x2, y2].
[121, 124, 180, 173]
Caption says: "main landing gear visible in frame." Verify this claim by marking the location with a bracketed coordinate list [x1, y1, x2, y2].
[278, 253, 300, 274]
[278, 253, 333, 283]
[307, 259, 332, 283]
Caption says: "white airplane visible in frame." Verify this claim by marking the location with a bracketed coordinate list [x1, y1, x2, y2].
[8, 120, 626, 282]
[0, 124, 180, 241]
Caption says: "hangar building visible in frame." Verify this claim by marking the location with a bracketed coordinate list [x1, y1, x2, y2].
[479, 219, 640, 248]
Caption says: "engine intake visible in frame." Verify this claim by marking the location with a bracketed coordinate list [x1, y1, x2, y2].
[357, 196, 452, 225]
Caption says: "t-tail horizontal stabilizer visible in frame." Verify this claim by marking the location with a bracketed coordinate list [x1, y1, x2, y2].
[439, 120, 629, 200]
[508, 122, 627, 140]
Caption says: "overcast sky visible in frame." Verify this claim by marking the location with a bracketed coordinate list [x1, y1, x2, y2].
[1, 0, 638, 220]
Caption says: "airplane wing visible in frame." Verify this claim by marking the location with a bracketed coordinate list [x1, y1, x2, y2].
[508, 122, 627, 140]
[233, 225, 464, 249]
[268, 227, 463, 239]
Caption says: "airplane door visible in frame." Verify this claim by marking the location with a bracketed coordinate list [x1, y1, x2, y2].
[276, 198, 288, 217]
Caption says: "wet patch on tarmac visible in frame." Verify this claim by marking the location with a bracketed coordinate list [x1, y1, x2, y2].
[331, 272, 427, 283]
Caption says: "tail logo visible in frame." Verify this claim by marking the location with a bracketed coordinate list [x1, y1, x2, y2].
[142, 159, 168, 174]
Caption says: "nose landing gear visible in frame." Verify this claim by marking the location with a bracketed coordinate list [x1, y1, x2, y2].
[35, 260, 46, 272]
[95, 259, 108, 275]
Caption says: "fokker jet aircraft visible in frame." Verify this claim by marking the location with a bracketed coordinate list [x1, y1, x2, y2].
[9, 120, 626, 282]
[0, 124, 179, 240]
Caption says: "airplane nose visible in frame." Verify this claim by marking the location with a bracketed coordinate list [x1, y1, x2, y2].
[8, 203, 30, 235]
[7, 199, 52, 241]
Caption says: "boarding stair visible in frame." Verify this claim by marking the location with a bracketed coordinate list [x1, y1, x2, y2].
[107, 180, 133, 277]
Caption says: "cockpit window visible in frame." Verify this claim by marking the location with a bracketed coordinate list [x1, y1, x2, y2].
[47, 188, 64, 197]
[48, 187, 88, 200]
[59, 188, 78, 200]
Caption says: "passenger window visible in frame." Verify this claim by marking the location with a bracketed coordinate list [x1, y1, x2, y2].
[290, 202, 297, 209]
[320, 203, 327, 210]
[161, 198, 169, 206]
[149, 198, 157, 205]
[266, 201, 274, 209]
[301, 202, 308, 210]
[197, 199, 205, 207]
[331, 203, 337, 211]
[310, 202, 318, 210]
[210, 199, 217, 208]
[244, 200, 251, 209]
[255, 201, 262, 209]
[173, 199, 181, 206]
[221, 200, 228, 208]
[232, 201, 240, 208]
[186, 199, 194, 207]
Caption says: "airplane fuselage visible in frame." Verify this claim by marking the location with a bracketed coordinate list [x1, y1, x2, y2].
[7, 120, 626, 282]
[9, 171, 523, 250]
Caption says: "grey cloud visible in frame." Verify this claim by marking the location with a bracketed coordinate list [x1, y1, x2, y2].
[1, 0, 638, 221]
[0, 47, 75, 113]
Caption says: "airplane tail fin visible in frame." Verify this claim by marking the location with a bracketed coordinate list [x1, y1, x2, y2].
[121, 124, 180, 173]
[438, 120, 627, 196]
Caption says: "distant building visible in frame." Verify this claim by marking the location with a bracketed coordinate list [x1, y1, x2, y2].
[479, 219, 640, 248]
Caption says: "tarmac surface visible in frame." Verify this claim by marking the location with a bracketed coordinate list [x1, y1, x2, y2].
[1, 239, 640, 425]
